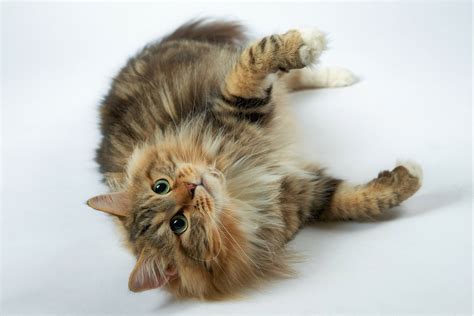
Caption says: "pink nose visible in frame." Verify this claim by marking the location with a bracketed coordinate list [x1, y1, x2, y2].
[184, 182, 197, 197]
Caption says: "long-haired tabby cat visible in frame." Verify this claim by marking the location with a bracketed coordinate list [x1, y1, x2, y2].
[87, 20, 422, 300]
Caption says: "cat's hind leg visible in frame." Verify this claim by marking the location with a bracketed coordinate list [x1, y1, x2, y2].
[276, 161, 421, 241]
[281, 67, 357, 91]
[318, 161, 423, 221]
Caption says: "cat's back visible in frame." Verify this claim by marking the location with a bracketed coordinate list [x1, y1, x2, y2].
[96, 20, 246, 175]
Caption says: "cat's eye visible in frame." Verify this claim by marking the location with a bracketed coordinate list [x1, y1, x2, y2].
[170, 213, 188, 235]
[152, 179, 171, 195]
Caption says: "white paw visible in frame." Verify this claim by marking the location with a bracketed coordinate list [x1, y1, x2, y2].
[327, 67, 357, 87]
[396, 160, 423, 182]
[297, 28, 327, 66]
[318, 66, 357, 87]
[262, 73, 279, 89]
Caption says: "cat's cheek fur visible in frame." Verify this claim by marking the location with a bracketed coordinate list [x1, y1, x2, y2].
[169, 209, 250, 299]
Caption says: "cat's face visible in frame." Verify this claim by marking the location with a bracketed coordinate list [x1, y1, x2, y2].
[88, 144, 250, 299]
[126, 155, 229, 294]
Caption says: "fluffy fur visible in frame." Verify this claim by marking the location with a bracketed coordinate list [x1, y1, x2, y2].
[87, 19, 422, 300]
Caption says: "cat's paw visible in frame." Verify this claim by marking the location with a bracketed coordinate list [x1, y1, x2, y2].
[326, 67, 357, 87]
[395, 159, 423, 183]
[375, 160, 423, 201]
[317, 66, 358, 88]
[297, 29, 328, 66]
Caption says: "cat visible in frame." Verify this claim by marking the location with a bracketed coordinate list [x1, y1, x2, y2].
[87, 20, 422, 300]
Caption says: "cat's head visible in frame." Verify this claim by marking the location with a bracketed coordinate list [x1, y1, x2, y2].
[87, 134, 262, 299]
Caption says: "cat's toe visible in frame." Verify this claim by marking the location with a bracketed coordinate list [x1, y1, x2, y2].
[395, 159, 423, 183]
[325, 67, 357, 87]
[390, 160, 423, 199]
[297, 28, 327, 66]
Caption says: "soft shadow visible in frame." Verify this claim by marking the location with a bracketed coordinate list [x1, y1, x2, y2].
[152, 293, 201, 313]
[152, 294, 177, 311]
[394, 189, 467, 218]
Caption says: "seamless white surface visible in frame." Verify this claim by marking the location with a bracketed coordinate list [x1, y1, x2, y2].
[2, 2, 472, 315]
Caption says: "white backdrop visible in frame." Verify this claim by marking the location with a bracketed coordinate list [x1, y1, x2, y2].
[2, 1, 472, 315]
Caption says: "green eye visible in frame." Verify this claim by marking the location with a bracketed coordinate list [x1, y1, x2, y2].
[170, 213, 188, 235]
[152, 179, 171, 195]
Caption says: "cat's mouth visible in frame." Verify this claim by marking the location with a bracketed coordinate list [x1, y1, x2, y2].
[202, 170, 224, 197]
[201, 177, 214, 197]
[186, 172, 219, 199]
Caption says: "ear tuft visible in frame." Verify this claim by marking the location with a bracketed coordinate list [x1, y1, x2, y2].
[86, 192, 131, 217]
[129, 250, 169, 292]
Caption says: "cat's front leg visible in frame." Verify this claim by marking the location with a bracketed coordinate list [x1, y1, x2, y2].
[216, 29, 327, 121]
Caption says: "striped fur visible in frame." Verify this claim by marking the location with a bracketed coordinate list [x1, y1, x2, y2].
[90, 20, 422, 300]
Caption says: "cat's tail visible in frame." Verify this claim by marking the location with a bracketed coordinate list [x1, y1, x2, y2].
[162, 19, 247, 46]
[318, 161, 423, 220]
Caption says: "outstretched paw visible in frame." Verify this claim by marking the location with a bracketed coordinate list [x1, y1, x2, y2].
[297, 29, 328, 66]
[395, 160, 423, 182]
[324, 67, 357, 87]
[312, 66, 358, 88]
[375, 160, 423, 200]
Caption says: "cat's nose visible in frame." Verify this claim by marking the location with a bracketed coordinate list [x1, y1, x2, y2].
[184, 182, 197, 199]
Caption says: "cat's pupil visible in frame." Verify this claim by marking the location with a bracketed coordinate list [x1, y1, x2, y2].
[172, 218, 184, 229]
[155, 183, 166, 192]
[170, 214, 188, 234]
[153, 179, 170, 194]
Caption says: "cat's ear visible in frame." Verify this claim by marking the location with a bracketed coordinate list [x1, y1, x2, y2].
[128, 250, 168, 292]
[86, 192, 132, 217]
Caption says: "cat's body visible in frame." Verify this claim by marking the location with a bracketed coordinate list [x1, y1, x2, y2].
[88, 20, 422, 300]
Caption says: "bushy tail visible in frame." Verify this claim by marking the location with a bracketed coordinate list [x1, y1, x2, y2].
[162, 19, 247, 46]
